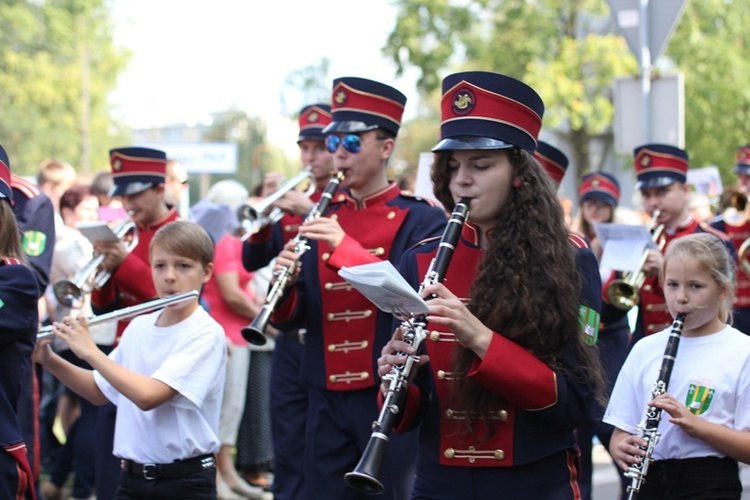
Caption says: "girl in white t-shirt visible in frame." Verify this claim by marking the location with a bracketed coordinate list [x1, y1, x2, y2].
[34, 221, 227, 499]
[604, 233, 750, 499]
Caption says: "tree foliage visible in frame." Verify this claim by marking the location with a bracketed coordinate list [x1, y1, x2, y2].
[386, 0, 749, 184]
[0, 0, 130, 176]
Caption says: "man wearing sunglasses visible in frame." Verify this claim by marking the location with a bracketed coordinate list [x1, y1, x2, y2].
[270, 76, 447, 499]
[242, 103, 336, 500]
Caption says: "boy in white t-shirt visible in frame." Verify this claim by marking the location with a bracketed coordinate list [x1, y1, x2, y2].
[34, 221, 226, 499]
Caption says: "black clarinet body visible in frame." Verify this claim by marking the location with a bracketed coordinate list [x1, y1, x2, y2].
[241, 172, 345, 345]
[625, 312, 686, 499]
[344, 198, 471, 495]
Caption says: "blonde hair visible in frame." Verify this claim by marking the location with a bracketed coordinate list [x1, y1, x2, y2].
[150, 221, 214, 268]
[0, 201, 25, 261]
[661, 233, 734, 324]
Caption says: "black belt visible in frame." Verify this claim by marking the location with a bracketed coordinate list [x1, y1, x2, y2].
[121, 454, 215, 480]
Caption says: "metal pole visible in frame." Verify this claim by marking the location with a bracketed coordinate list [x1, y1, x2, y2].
[640, 0, 651, 143]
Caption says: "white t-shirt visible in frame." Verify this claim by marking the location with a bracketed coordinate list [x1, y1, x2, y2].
[93, 305, 227, 463]
[604, 324, 750, 460]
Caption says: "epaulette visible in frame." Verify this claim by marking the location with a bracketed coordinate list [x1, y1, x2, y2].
[1, 258, 22, 266]
[399, 192, 440, 207]
[408, 235, 441, 251]
[567, 231, 590, 249]
[10, 175, 41, 199]
[699, 221, 731, 241]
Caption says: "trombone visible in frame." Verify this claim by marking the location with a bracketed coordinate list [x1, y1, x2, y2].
[53, 218, 139, 309]
[38, 290, 199, 340]
[237, 167, 315, 239]
[605, 210, 666, 311]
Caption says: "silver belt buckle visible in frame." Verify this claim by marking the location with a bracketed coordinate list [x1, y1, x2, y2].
[143, 463, 157, 480]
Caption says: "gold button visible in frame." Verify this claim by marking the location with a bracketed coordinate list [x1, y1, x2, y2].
[326, 313, 334, 321]
[437, 370, 446, 380]
[430, 331, 440, 341]
[497, 410, 508, 421]
[644, 284, 652, 292]
[327, 344, 335, 352]
[443, 448, 455, 459]
[372, 247, 385, 256]
[647, 324, 656, 332]
[361, 372, 369, 380]
[494, 449, 505, 460]
[329, 375, 337, 383]
[364, 310, 372, 318]
[445, 409, 454, 419]
[284, 225, 294, 232]
[645, 304, 654, 311]
[387, 211, 396, 219]
[330, 214, 338, 221]
[322, 252, 330, 261]
[337, 194, 346, 202]
[325, 283, 333, 291]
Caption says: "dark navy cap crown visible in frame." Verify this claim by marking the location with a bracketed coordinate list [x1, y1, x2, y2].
[633, 143, 689, 190]
[109, 147, 167, 197]
[580, 172, 620, 207]
[534, 141, 568, 187]
[298, 104, 332, 143]
[432, 71, 544, 154]
[322, 77, 407, 136]
[0, 144, 12, 202]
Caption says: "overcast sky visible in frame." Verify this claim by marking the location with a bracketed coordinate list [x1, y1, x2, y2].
[108, 0, 422, 147]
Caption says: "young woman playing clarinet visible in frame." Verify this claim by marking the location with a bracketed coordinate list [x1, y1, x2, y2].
[377, 71, 604, 499]
[605, 233, 750, 499]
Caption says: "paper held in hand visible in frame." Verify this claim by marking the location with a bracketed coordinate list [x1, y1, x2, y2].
[76, 221, 121, 243]
[338, 261, 430, 317]
[593, 222, 658, 272]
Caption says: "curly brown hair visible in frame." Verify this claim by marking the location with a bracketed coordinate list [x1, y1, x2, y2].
[431, 148, 604, 439]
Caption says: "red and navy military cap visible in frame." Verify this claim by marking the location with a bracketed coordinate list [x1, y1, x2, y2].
[0, 144, 12, 202]
[733, 145, 750, 175]
[109, 147, 167, 197]
[534, 141, 568, 187]
[580, 172, 620, 207]
[432, 71, 544, 155]
[633, 143, 688, 190]
[322, 77, 407, 136]
[298, 104, 332, 143]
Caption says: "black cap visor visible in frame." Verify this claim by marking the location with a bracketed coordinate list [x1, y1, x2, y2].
[432, 136, 515, 152]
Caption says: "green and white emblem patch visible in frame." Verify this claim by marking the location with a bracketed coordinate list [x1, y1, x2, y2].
[685, 383, 715, 415]
[22, 230, 47, 257]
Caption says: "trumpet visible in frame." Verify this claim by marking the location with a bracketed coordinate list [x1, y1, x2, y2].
[53, 218, 139, 309]
[606, 210, 665, 311]
[241, 172, 345, 346]
[345, 198, 471, 495]
[38, 290, 199, 340]
[237, 167, 315, 239]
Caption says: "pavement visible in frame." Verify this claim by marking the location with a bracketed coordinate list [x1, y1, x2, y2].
[591, 443, 750, 499]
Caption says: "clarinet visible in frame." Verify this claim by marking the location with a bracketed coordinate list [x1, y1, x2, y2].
[240, 172, 345, 345]
[344, 198, 471, 495]
[625, 312, 686, 499]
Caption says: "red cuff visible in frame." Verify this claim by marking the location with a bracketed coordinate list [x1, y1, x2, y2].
[111, 253, 157, 302]
[468, 332, 558, 410]
[327, 234, 380, 271]
[249, 224, 273, 244]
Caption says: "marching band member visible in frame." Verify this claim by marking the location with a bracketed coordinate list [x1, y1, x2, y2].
[605, 233, 750, 499]
[34, 221, 226, 500]
[271, 77, 447, 499]
[571, 171, 631, 499]
[378, 70, 605, 499]
[242, 103, 335, 499]
[0, 144, 39, 500]
[601, 144, 733, 348]
[710, 145, 750, 335]
[91, 147, 179, 500]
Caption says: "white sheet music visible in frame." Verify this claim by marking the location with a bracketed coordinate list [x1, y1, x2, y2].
[76, 221, 120, 243]
[593, 223, 656, 272]
[338, 261, 430, 317]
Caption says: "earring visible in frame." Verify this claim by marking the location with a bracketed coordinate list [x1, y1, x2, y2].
[513, 179, 521, 188]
